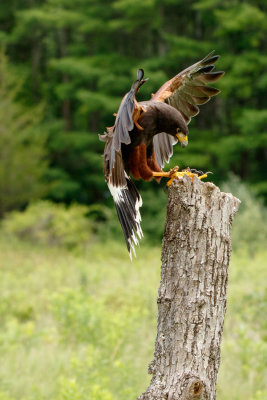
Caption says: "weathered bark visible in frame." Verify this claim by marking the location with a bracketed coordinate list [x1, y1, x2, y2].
[139, 175, 240, 400]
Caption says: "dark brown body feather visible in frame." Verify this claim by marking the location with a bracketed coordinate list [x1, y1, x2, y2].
[121, 101, 187, 181]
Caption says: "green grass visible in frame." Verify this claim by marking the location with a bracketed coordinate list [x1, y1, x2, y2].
[0, 236, 266, 400]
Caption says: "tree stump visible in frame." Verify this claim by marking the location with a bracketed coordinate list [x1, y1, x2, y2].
[138, 175, 240, 400]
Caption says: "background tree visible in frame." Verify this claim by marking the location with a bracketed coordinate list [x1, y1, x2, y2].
[0, 0, 266, 230]
[0, 2, 266, 399]
[0, 51, 47, 216]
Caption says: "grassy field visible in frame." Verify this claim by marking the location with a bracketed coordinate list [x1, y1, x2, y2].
[0, 235, 266, 400]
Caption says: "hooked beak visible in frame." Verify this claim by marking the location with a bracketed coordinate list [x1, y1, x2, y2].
[176, 132, 188, 147]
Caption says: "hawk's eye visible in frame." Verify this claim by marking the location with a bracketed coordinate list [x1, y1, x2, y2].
[177, 128, 181, 133]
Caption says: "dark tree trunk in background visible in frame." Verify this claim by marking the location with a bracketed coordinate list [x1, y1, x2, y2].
[59, 28, 71, 132]
[31, 37, 40, 102]
[62, 74, 71, 132]
[138, 176, 240, 400]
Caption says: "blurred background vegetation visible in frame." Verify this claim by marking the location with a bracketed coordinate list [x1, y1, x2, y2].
[0, 0, 266, 399]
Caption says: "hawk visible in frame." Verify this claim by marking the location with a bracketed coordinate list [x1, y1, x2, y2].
[100, 51, 224, 258]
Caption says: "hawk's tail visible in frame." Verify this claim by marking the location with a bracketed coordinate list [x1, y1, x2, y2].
[108, 175, 143, 260]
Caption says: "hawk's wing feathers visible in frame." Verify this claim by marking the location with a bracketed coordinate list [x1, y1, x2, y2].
[108, 174, 143, 260]
[100, 70, 147, 258]
[152, 51, 224, 124]
[153, 132, 178, 169]
[100, 69, 148, 186]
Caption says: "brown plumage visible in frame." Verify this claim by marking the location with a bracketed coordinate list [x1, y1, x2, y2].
[99, 52, 224, 258]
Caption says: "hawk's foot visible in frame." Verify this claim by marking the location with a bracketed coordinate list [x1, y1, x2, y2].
[152, 166, 179, 179]
[153, 167, 209, 186]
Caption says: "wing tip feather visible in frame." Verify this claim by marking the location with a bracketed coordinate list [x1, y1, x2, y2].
[108, 176, 143, 259]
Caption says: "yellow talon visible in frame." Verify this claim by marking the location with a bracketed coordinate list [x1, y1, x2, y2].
[167, 171, 192, 185]
[153, 167, 209, 186]
[198, 174, 208, 180]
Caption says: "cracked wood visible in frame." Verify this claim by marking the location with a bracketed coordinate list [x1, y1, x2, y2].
[138, 175, 240, 400]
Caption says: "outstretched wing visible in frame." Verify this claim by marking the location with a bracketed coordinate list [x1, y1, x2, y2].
[152, 51, 224, 124]
[99, 69, 147, 258]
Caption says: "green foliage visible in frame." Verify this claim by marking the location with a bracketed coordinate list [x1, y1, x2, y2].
[51, 286, 150, 399]
[0, 0, 266, 211]
[2, 201, 93, 249]
[46, 131, 104, 204]
[0, 233, 266, 400]
[0, 2, 267, 397]
[0, 236, 159, 400]
[140, 184, 168, 243]
[90, 176, 267, 255]
[222, 174, 267, 255]
[0, 392, 15, 400]
[217, 250, 267, 400]
[0, 51, 48, 216]
[250, 392, 267, 400]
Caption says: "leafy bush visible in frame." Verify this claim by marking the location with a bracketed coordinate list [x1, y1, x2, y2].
[217, 250, 267, 400]
[51, 286, 149, 400]
[0, 391, 15, 400]
[249, 391, 267, 400]
[0, 233, 266, 399]
[222, 174, 267, 254]
[51, 287, 146, 345]
[140, 185, 168, 244]
[99, 175, 267, 251]
[2, 201, 93, 249]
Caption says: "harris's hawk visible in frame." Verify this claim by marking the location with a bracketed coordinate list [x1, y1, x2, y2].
[100, 52, 224, 258]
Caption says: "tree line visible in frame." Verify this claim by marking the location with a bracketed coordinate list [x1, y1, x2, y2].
[0, 0, 266, 221]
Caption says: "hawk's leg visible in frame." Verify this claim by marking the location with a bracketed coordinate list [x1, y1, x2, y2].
[128, 146, 141, 180]
[147, 152, 162, 183]
[153, 167, 208, 186]
[138, 143, 155, 180]
[128, 144, 163, 181]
